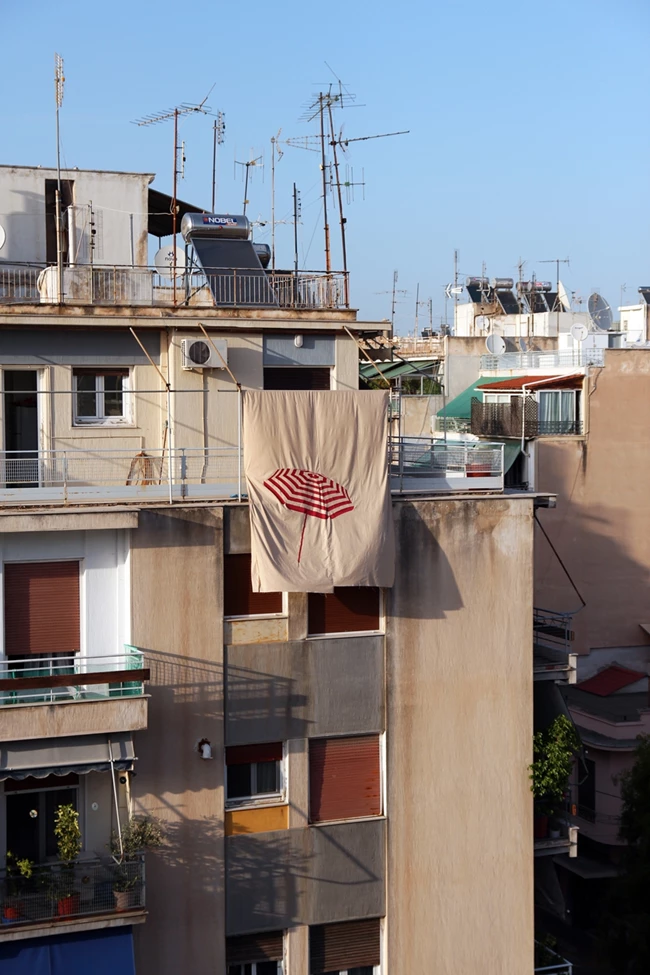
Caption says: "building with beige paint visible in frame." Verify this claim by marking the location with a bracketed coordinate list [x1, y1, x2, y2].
[0, 165, 545, 974]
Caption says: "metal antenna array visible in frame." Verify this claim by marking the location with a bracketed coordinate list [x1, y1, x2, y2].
[234, 152, 264, 216]
[377, 270, 408, 334]
[540, 256, 570, 331]
[133, 87, 217, 298]
[211, 112, 226, 211]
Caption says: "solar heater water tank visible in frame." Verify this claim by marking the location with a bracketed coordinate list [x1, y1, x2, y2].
[491, 277, 514, 290]
[253, 243, 271, 268]
[466, 276, 490, 288]
[181, 213, 251, 242]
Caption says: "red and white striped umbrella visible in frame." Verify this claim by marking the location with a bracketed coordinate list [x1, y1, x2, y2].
[263, 468, 354, 563]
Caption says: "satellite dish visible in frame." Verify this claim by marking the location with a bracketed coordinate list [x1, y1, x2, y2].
[0, 223, 5, 251]
[519, 337, 528, 352]
[570, 322, 589, 343]
[475, 315, 490, 331]
[485, 334, 506, 355]
[588, 292, 613, 331]
[154, 246, 186, 278]
[558, 280, 571, 312]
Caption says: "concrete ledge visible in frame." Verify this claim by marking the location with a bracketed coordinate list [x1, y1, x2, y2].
[0, 508, 139, 532]
[0, 909, 147, 942]
[0, 696, 149, 742]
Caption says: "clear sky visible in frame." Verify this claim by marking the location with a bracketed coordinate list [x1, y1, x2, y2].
[2, 0, 649, 332]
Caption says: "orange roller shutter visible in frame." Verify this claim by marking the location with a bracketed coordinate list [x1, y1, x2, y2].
[309, 735, 381, 823]
[224, 554, 282, 617]
[226, 931, 284, 964]
[4, 561, 80, 656]
[309, 917, 381, 973]
[307, 587, 380, 634]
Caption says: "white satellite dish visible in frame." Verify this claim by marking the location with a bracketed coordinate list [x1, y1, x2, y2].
[475, 315, 490, 331]
[558, 280, 571, 312]
[154, 246, 186, 277]
[570, 322, 589, 343]
[485, 333, 506, 355]
[0, 223, 6, 251]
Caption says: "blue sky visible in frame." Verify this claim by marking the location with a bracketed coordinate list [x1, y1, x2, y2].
[2, 0, 649, 331]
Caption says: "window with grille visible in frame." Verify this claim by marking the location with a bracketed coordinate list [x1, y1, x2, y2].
[226, 743, 285, 807]
[307, 588, 380, 635]
[224, 554, 283, 617]
[309, 735, 381, 823]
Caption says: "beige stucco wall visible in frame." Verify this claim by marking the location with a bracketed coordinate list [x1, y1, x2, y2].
[535, 349, 650, 652]
[130, 507, 225, 975]
[386, 496, 534, 974]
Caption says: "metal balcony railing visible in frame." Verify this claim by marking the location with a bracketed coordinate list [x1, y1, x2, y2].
[389, 437, 504, 490]
[0, 856, 145, 929]
[535, 941, 573, 974]
[471, 399, 583, 439]
[481, 349, 604, 371]
[0, 648, 148, 706]
[0, 263, 349, 310]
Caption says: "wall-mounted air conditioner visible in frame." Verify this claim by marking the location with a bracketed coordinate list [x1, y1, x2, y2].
[181, 338, 228, 370]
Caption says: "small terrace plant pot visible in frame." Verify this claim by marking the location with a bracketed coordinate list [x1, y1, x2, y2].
[113, 888, 138, 912]
[56, 892, 80, 917]
[2, 900, 24, 923]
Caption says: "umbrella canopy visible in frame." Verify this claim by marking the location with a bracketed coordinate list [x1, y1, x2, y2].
[263, 469, 354, 562]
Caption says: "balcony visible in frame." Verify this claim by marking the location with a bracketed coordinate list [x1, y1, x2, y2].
[534, 609, 577, 684]
[0, 263, 349, 311]
[471, 399, 583, 439]
[389, 437, 504, 493]
[534, 799, 578, 858]
[0, 649, 149, 742]
[535, 940, 573, 974]
[0, 856, 145, 941]
[481, 349, 604, 371]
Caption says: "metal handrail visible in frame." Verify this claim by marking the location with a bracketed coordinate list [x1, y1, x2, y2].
[0, 648, 147, 705]
[480, 349, 605, 370]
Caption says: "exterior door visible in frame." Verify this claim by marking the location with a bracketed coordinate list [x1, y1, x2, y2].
[3, 370, 40, 487]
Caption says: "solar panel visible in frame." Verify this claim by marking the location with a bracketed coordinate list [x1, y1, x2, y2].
[191, 238, 278, 307]
[466, 285, 484, 303]
[497, 291, 520, 314]
[544, 292, 559, 311]
[639, 288, 650, 305]
[527, 293, 547, 313]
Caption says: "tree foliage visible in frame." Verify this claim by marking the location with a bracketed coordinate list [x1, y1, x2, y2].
[529, 714, 581, 811]
[54, 804, 81, 865]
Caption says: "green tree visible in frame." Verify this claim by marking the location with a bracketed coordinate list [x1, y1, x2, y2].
[529, 714, 580, 815]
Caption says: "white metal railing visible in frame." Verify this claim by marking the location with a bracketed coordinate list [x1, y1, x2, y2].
[0, 264, 349, 310]
[389, 436, 504, 491]
[480, 349, 605, 371]
[534, 940, 573, 974]
[0, 648, 146, 705]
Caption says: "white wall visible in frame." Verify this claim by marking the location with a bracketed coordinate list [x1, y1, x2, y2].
[0, 529, 131, 660]
[0, 166, 152, 266]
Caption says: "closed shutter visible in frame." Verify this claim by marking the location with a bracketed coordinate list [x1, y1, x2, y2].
[226, 743, 283, 765]
[226, 931, 284, 964]
[4, 561, 80, 656]
[308, 587, 380, 635]
[309, 735, 381, 823]
[309, 918, 381, 973]
[263, 367, 331, 390]
[224, 554, 282, 617]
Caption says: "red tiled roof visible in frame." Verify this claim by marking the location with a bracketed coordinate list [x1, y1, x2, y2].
[578, 664, 647, 696]
[476, 374, 584, 391]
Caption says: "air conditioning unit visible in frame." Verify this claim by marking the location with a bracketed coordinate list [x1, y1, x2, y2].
[181, 338, 228, 370]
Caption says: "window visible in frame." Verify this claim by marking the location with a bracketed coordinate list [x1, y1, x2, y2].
[4, 561, 80, 657]
[537, 390, 580, 433]
[307, 588, 380, 636]
[226, 743, 284, 807]
[309, 919, 381, 974]
[309, 736, 381, 823]
[73, 369, 130, 424]
[483, 392, 515, 405]
[5, 774, 79, 863]
[226, 932, 284, 974]
[224, 554, 283, 617]
[263, 367, 331, 390]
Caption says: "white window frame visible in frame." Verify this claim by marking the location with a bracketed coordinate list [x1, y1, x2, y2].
[227, 963, 283, 975]
[225, 745, 287, 811]
[224, 592, 288, 623]
[73, 370, 132, 426]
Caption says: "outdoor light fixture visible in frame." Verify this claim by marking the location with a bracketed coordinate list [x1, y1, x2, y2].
[198, 738, 213, 760]
[294, 334, 303, 348]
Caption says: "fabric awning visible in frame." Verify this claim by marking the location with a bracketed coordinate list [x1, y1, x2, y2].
[503, 441, 522, 473]
[148, 188, 204, 238]
[360, 358, 438, 380]
[0, 733, 135, 780]
[0, 927, 136, 974]
[437, 377, 510, 419]
[476, 374, 584, 392]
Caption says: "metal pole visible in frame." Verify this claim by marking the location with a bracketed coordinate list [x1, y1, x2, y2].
[326, 99, 348, 303]
[318, 95, 331, 273]
[211, 120, 218, 212]
[453, 248, 459, 335]
[129, 213, 134, 267]
[414, 282, 420, 338]
[172, 109, 178, 306]
[55, 110, 63, 304]
[167, 385, 173, 504]
[243, 164, 250, 216]
[271, 137, 276, 270]
[293, 182, 299, 305]
[107, 739, 124, 860]
[237, 388, 242, 501]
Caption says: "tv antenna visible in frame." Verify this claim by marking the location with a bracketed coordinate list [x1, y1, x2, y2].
[54, 53, 65, 303]
[234, 152, 264, 216]
[540, 257, 570, 328]
[377, 270, 408, 334]
[133, 86, 217, 299]
[210, 112, 226, 211]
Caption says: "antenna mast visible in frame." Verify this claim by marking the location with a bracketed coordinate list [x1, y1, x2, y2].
[211, 112, 226, 212]
[540, 256, 570, 334]
[54, 53, 65, 304]
[235, 152, 264, 216]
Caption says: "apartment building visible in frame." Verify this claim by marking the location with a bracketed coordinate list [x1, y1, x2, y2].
[0, 165, 542, 974]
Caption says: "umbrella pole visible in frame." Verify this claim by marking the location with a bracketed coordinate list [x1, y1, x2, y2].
[297, 511, 308, 564]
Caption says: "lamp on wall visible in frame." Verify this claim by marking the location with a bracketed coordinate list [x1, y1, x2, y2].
[197, 738, 213, 760]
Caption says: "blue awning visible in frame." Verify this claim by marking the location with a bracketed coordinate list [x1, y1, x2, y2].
[0, 927, 135, 975]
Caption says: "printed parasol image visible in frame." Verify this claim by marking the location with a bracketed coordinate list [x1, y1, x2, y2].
[263, 468, 355, 563]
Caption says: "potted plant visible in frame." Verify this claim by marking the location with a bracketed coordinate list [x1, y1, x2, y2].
[2, 853, 33, 922]
[53, 803, 82, 916]
[529, 715, 581, 840]
[110, 816, 163, 911]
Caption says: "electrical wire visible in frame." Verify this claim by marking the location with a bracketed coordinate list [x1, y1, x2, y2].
[534, 512, 586, 611]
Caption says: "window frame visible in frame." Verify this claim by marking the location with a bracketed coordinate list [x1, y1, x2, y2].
[3, 775, 83, 864]
[307, 588, 384, 639]
[223, 554, 285, 620]
[72, 369, 132, 426]
[225, 743, 287, 811]
[227, 963, 283, 975]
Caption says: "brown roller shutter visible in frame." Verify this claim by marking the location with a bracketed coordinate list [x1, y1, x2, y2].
[4, 561, 80, 656]
[308, 587, 380, 635]
[226, 931, 284, 964]
[224, 554, 282, 617]
[309, 918, 381, 973]
[309, 735, 381, 823]
[263, 367, 331, 390]
[226, 742, 283, 765]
